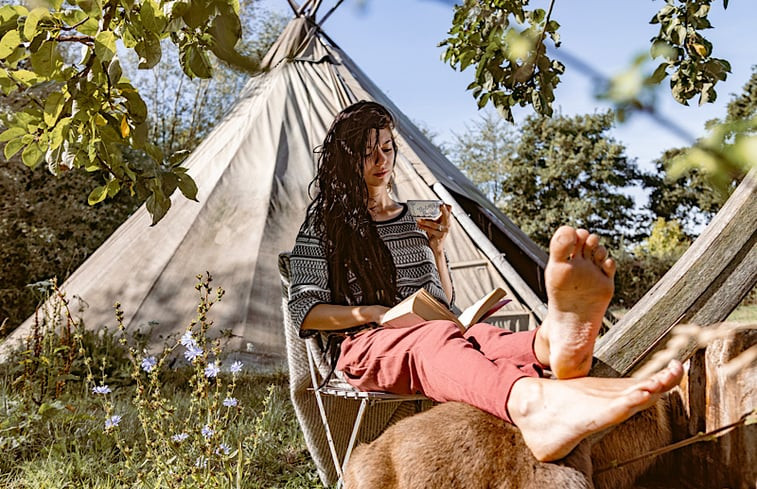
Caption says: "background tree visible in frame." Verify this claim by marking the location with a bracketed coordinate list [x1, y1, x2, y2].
[643, 149, 724, 235]
[448, 110, 516, 205]
[0, 4, 285, 335]
[486, 111, 642, 249]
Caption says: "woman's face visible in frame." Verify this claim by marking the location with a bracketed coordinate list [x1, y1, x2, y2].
[362, 127, 395, 191]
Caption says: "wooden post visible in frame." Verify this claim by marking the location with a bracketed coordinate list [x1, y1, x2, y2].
[591, 170, 757, 378]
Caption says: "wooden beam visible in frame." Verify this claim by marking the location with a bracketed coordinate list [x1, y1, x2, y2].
[591, 170, 757, 378]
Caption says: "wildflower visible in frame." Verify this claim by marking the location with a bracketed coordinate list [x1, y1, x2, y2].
[92, 384, 111, 395]
[229, 361, 244, 374]
[172, 432, 189, 443]
[105, 414, 122, 429]
[184, 344, 203, 362]
[204, 363, 220, 378]
[216, 443, 231, 456]
[195, 456, 207, 468]
[201, 425, 214, 439]
[222, 397, 238, 408]
[141, 356, 157, 373]
[180, 330, 196, 348]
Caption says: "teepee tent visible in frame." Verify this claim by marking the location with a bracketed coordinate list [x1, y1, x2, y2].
[4, 4, 549, 367]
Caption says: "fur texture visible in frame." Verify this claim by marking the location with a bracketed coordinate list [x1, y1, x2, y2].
[344, 399, 672, 489]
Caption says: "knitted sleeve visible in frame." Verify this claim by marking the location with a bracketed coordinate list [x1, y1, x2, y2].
[288, 222, 331, 338]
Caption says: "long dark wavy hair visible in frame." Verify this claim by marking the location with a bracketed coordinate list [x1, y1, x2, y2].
[305, 101, 399, 308]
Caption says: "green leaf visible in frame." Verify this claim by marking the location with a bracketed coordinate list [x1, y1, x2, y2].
[176, 172, 198, 201]
[23, 8, 49, 41]
[123, 90, 147, 122]
[207, 13, 258, 73]
[49, 117, 70, 150]
[185, 45, 211, 78]
[122, 27, 137, 48]
[4, 136, 25, 159]
[648, 63, 669, 84]
[0, 126, 26, 142]
[106, 178, 120, 197]
[168, 149, 190, 166]
[145, 188, 171, 224]
[135, 31, 161, 69]
[182, 0, 211, 29]
[0, 29, 21, 59]
[87, 184, 108, 205]
[12, 69, 40, 85]
[140, 0, 166, 34]
[94, 31, 116, 62]
[43, 91, 65, 126]
[30, 40, 63, 78]
[107, 57, 122, 83]
[21, 141, 44, 168]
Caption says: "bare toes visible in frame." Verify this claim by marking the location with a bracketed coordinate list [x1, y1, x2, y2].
[583, 233, 600, 260]
[593, 245, 608, 266]
[602, 257, 616, 278]
[550, 226, 579, 262]
[575, 229, 590, 256]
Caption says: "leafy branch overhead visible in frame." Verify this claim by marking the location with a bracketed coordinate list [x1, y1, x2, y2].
[0, 0, 258, 224]
[441, 0, 731, 122]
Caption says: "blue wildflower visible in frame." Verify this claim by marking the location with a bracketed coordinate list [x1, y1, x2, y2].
[201, 425, 214, 439]
[204, 363, 220, 378]
[141, 356, 157, 373]
[172, 432, 189, 443]
[92, 384, 111, 395]
[223, 397, 238, 408]
[216, 443, 231, 456]
[229, 361, 243, 374]
[105, 414, 122, 429]
[184, 344, 203, 362]
[180, 330, 196, 348]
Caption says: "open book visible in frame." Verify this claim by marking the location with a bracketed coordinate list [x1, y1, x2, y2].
[382, 287, 510, 332]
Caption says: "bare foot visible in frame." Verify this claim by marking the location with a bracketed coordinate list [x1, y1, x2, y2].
[538, 226, 616, 378]
[508, 361, 684, 462]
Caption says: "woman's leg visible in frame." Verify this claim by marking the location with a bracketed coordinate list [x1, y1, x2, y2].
[337, 320, 538, 422]
[464, 323, 546, 377]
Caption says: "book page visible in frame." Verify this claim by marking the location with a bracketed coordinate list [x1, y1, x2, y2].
[457, 287, 507, 328]
[382, 289, 461, 330]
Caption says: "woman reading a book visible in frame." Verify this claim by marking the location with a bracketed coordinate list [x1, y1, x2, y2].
[288, 101, 682, 462]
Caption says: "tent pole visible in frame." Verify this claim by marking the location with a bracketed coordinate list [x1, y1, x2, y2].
[286, 0, 300, 14]
[297, 0, 315, 15]
[318, 0, 345, 26]
[433, 183, 548, 322]
[310, 0, 325, 17]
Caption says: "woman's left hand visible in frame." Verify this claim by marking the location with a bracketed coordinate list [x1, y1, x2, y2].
[417, 204, 452, 252]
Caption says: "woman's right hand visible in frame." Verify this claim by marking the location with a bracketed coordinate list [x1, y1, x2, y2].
[369, 305, 391, 325]
[301, 303, 392, 331]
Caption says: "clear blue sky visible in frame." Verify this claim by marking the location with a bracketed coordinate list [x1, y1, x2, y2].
[259, 0, 755, 181]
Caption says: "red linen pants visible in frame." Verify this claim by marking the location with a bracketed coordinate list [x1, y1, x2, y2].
[336, 321, 545, 423]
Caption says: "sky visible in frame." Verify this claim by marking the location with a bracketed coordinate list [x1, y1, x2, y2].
[258, 0, 755, 193]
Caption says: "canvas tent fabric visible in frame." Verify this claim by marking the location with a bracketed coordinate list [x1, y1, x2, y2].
[3, 16, 547, 366]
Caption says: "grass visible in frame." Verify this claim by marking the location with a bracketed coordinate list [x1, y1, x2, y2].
[0, 275, 325, 488]
[0, 364, 324, 489]
[727, 304, 757, 322]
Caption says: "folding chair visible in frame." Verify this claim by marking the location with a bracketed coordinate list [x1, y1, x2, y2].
[278, 252, 429, 488]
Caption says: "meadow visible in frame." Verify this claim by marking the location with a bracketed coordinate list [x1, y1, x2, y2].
[0, 276, 324, 489]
